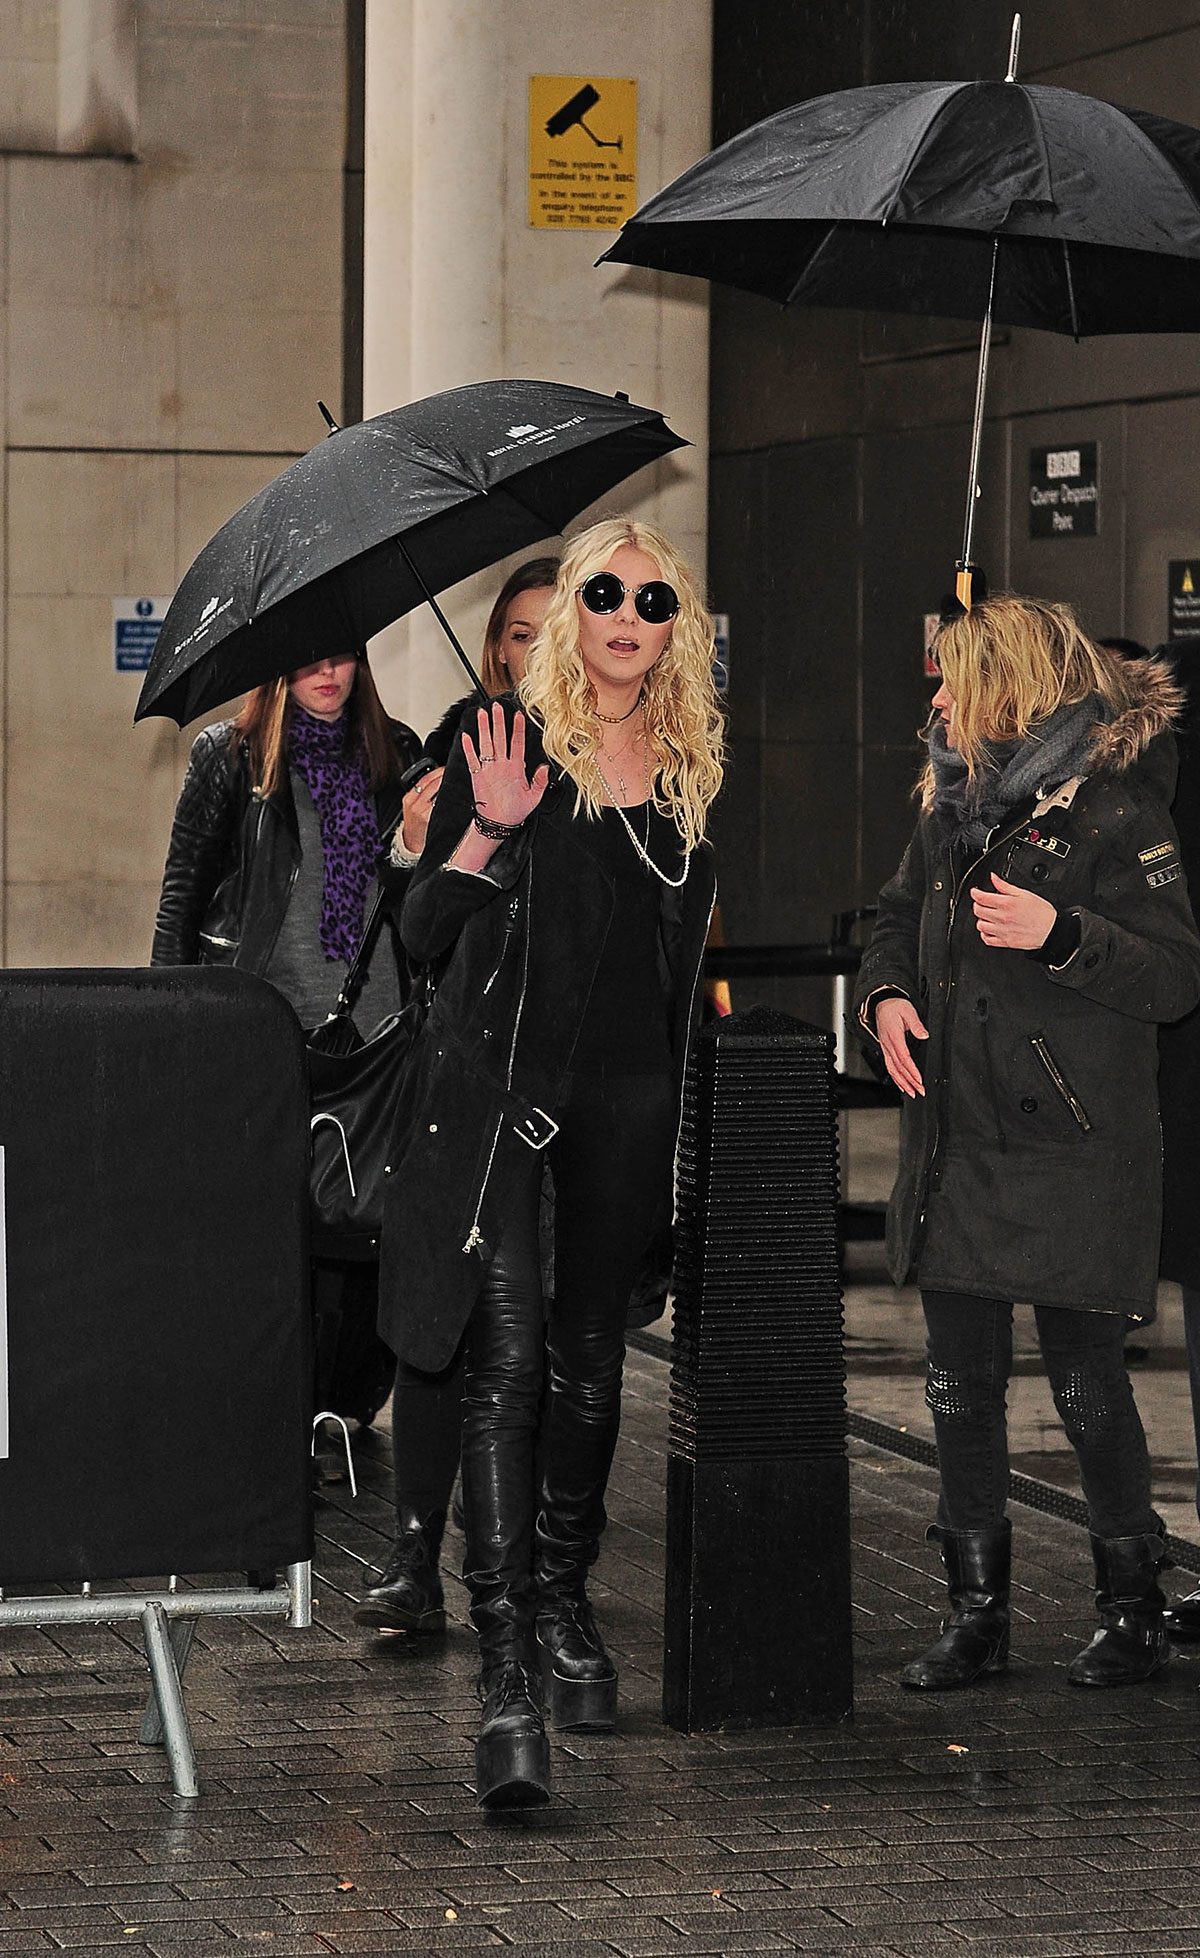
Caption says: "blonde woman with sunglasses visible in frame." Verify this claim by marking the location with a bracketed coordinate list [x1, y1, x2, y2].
[379, 518, 723, 1807]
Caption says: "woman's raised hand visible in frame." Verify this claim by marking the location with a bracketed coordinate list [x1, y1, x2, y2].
[875, 995, 928, 1099]
[462, 702, 549, 828]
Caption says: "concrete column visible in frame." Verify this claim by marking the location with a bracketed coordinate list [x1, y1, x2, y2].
[363, 0, 711, 739]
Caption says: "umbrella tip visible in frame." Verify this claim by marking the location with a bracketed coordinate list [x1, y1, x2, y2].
[317, 400, 342, 435]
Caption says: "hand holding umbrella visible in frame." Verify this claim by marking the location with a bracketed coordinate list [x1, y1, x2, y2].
[601, 10, 1200, 609]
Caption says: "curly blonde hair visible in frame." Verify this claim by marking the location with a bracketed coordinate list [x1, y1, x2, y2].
[518, 518, 724, 850]
[920, 594, 1138, 805]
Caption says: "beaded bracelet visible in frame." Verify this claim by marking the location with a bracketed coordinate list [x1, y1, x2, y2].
[472, 810, 525, 842]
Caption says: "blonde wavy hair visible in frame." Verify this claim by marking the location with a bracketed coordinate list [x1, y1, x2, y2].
[920, 594, 1138, 806]
[518, 518, 724, 849]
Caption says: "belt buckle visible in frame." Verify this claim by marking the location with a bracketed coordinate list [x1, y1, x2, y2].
[514, 1105, 559, 1150]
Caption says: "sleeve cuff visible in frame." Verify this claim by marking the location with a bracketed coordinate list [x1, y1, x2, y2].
[1028, 908, 1081, 969]
[857, 984, 911, 1037]
[388, 832, 421, 870]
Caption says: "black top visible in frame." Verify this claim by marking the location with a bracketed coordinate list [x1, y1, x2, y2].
[568, 801, 683, 1074]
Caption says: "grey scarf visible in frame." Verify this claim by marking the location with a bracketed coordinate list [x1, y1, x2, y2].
[928, 694, 1108, 853]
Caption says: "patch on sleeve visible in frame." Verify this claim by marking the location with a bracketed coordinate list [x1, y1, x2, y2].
[1146, 863, 1182, 889]
[1139, 840, 1176, 865]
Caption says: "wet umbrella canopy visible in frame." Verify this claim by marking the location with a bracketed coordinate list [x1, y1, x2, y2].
[600, 49, 1200, 598]
[599, 79, 1200, 336]
[136, 380, 686, 727]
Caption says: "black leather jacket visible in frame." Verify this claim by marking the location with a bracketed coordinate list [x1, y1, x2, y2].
[151, 716, 421, 974]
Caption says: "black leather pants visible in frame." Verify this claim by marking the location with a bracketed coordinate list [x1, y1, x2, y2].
[462, 1068, 676, 1657]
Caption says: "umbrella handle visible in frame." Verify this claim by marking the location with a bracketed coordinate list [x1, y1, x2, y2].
[393, 537, 486, 697]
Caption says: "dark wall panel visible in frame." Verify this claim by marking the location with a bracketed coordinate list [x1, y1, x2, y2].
[763, 441, 859, 746]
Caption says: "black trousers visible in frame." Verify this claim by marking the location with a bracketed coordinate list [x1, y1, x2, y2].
[462, 1067, 676, 1653]
[922, 1290, 1159, 1539]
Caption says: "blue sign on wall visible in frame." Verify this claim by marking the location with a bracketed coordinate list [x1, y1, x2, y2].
[114, 596, 172, 673]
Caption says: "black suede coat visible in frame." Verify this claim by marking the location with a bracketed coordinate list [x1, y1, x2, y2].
[854, 663, 1200, 1318]
[152, 716, 420, 975]
[378, 698, 716, 1371]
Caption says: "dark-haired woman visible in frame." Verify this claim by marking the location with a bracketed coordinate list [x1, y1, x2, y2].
[152, 651, 421, 1457]
[354, 557, 558, 1636]
[855, 595, 1200, 1694]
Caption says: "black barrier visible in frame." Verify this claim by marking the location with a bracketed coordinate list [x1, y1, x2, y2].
[0, 969, 314, 1792]
[703, 917, 898, 1244]
[664, 1007, 853, 1732]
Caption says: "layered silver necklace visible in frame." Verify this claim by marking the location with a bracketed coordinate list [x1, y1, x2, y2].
[594, 715, 690, 889]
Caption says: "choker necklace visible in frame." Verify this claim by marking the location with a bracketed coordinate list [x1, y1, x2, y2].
[594, 688, 645, 725]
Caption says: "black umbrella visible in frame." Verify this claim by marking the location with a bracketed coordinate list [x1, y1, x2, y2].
[599, 14, 1200, 601]
[135, 380, 686, 726]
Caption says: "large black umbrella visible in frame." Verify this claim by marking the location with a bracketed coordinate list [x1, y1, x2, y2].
[136, 380, 686, 726]
[599, 16, 1200, 599]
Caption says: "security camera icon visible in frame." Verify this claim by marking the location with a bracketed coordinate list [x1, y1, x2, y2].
[545, 84, 622, 151]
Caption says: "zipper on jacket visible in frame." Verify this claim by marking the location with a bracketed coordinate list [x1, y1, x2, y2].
[482, 895, 519, 997]
[1030, 1034, 1093, 1132]
[462, 877, 535, 1255]
[975, 997, 1007, 1154]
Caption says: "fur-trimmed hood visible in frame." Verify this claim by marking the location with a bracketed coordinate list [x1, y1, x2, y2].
[1088, 655, 1185, 774]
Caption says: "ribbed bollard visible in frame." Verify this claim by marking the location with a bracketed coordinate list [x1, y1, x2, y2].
[663, 1006, 853, 1731]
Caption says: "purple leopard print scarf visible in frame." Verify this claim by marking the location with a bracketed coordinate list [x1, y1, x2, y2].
[287, 707, 377, 962]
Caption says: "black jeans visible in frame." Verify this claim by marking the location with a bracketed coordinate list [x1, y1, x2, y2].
[389, 1349, 464, 1524]
[462, 1067, 677, 1654]
[922, 1290, 1159, 1539]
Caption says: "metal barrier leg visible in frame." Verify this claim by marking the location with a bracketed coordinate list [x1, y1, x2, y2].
[139, 1616, 196, 1746]
[140, 1602, 199, 1798]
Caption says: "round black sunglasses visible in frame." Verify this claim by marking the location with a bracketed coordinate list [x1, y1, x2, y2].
[577, 572, 680, 625]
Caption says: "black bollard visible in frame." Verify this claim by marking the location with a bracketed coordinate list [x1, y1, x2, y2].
[663, 1006, 853, 1732]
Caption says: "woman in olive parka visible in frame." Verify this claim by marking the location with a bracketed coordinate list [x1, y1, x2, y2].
[855, 596, 1200, 1696]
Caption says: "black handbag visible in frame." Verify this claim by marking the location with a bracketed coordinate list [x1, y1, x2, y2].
[307, 890, 431, 1248]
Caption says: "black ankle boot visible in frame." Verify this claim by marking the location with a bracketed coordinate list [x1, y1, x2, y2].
[475, 1645, 551, 1809]
[353, 1510, 446, 1634]
[1164, 1586, 1200, 1642]
[900, 1521, 1011, 1690]
[1067, 1530, 1171, 1687]
[536, 1591, 618, 1733]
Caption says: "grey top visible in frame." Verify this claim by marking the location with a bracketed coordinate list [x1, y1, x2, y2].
[263, 770, 403, 1032]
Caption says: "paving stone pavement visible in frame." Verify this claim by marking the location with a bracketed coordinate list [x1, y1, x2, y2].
[4, 1344, 1200, 1957]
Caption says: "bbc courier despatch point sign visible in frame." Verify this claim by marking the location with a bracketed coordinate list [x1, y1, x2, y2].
[1029, 443, 1099, 538]
[529, 76, 637, 229]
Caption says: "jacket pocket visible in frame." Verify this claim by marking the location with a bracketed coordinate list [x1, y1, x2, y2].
[975, 997, 1007, 1153]
[1030, 1034, 1094, 1133]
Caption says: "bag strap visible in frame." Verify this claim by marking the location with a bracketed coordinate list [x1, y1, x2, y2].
[331, 885, 390, 1020]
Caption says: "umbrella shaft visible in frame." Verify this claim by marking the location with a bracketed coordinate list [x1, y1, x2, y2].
[960, 240, 999, 573]
[393, 537, 485, 696]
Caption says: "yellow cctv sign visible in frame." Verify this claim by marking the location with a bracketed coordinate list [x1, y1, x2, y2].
[528, 75, 637, 229]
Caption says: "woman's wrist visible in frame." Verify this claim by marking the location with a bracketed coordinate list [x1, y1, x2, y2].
[448, 823, 503, 875]
[471, 810, 525, 842]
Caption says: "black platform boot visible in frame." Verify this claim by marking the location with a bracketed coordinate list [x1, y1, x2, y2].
[1067, 1530, 1171, 1687]
[899, 1521, 1011, 1690]
[353, 1508, 446, 1634]
[464, 1417, 552, 1808]
[475, 1634, 551, 1809]
[536, 1585, 618, 1733]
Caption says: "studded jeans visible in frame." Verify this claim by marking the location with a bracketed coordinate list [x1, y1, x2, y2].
[921, 1290, 1159, 1538]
